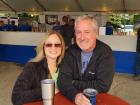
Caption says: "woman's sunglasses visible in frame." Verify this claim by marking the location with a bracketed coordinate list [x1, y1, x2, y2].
[44, 43, 61, 48]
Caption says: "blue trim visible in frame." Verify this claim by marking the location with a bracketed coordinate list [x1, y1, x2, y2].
[113, 51, 136, 74]
[0, 44, 36, 64]
[0, 44, 137, 74]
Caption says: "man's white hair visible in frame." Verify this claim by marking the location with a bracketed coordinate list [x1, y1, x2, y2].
[75, 14, 99, 32]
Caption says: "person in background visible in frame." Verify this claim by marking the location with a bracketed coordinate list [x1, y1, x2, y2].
[12, 30, 65, 105]
[105, 21, 113, 35]
[52, 20, 61, 33]
[60, 16, 74, 47]
[3, 21, 18, 31]
[32, 20, 39, 32]
[0, 20, 5, 31]
[69, 18, 75, 26]
[58, 15, 115, 105]
[134, 27, 140, 80]
[10, 21, 18, 31]
[18, 21, 32, 31]
[69, 18, 75, 44]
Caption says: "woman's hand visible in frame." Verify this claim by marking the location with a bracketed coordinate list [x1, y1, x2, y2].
[55, 88, 59, 94]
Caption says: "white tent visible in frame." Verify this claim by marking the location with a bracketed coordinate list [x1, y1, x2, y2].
[0, 0, 140, 12]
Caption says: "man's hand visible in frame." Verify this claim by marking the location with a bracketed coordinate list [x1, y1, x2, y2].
[75, 93, 91, 105]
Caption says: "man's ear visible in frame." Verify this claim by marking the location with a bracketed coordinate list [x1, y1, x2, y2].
[96, 30, 99, 38]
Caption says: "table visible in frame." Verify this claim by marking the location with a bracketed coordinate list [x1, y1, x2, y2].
[24, 92, 130, 105]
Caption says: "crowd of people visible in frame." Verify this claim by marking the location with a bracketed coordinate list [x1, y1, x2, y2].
[0, 16, 75, 47]
[6, 14, 140, 105]
[0, 20, 32, 31]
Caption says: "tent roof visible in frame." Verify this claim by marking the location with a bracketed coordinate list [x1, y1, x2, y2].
[0, 0, 140, 12]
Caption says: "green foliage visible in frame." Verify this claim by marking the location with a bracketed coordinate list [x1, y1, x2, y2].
[18, 13, 29, 17]
[128, 15, 134, 24]
[121, 14, 134, 25]
[109, 14, 122, 29]
[108, 13, 134, 29]
[17, 13, 38, 21]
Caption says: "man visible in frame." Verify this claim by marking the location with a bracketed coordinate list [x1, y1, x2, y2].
[58, 15, 115, 105]
[134, 27, 140, 80]
[60, 16, 74, 47]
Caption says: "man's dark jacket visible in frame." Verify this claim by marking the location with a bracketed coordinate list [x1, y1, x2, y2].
[57, 40, 115, 101]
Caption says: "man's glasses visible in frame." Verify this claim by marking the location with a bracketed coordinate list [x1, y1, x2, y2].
[44, 43, 61, 48]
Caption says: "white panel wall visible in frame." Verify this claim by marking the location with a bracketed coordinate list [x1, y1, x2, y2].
[0, 32, 45, 46]
[97, 35, 137, 52]
[0, 32, 137, 52]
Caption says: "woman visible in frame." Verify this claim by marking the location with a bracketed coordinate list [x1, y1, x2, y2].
[12, 30, 65, 105]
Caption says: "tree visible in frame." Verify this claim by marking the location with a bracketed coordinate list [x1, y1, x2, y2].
[109, 14, 122, 29]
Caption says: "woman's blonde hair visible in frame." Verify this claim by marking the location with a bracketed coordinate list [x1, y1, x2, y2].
[30, 30, 65, 65]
